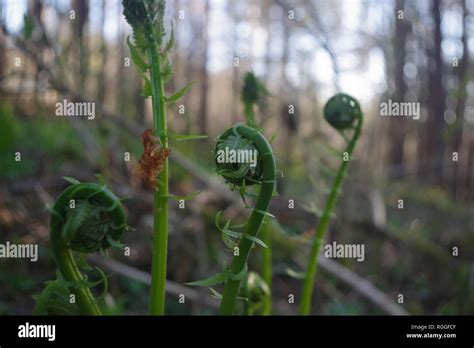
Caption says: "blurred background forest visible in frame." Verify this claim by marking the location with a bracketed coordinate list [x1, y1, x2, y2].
[0, 0, 474, 315]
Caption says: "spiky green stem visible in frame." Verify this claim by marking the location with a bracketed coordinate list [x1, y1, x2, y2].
[147, 39, 169, 316]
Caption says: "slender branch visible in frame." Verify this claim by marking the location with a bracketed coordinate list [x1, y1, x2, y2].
[300, 94, 363, 315]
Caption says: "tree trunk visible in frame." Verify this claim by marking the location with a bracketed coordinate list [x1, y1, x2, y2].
[420, 0, 445, 184]
[0, 1, 6, 94]
[97, 0, 107, 105]
[231, 0, 240, 123]
[72, 0, 89, 94]
[389, 0, 407, 172]
[453, 0, 469, 198]
[198, 0, 209, 134]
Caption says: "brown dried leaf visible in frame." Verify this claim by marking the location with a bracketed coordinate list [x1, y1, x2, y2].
[134, 129, 171, 190]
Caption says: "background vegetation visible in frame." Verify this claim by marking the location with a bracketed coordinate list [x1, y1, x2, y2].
[0, 0, 473, 315]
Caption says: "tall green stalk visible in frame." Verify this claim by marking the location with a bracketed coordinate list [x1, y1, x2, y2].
[147, 37, 169, 316]
[300, 93, 363, 315]
[123, 0, 199, 315]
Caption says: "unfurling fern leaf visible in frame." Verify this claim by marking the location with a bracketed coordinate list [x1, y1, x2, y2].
[35, 178, 130, 315]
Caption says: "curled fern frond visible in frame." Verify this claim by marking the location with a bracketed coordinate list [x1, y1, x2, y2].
[214, 124, 276, 315]
[242, 72, 260, 106]
[52, 182, 127, 253]
[214, 125, 264, 187]
[122, 0, 165, 46]
[42, 178, 130, 315]
[323, 93, 362, 130]
[241, 71, 270, 127]
[33, 279, 80, 315]
[241, 271, 270, 315]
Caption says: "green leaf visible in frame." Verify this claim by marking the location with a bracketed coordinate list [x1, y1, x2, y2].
[142, 76, 152, 97]
[94, 174, 108, 186]
[167, 131, 208, 141]
[63, 177, 80, 185]
[253, 209, 275, 218]
[160, 53, 173, 82]
[76, 253, 93, 271]
[284, 267, 305, 280]
[228, 263, 248, 281]
[269, 132, 279, 144]
[126, 35, 149, 73]
[239, 183, 251, 208]
[165, 22, 174, 52]
[208, 287, 222, 299]
[104, 199, 120, 213]
[322, 143, 342, 158]
[164, 82, 196, 103]
[186, 271, 228, 287]
[214, 211, 224, 231]
[63, 201, 92, 239]
[309, 175, 331, 195]
[222, 228, 242, 239]
[94, 266, 109, 300]
[319, 161, 337, 179]
[302, 201, 323, 218]
[165, 191, 201, 201]
[221, 226, 267, 248]
[106, 234, 125, 249]
[222, 234, 237, 250]
[242, 234, 268, 248]
[133, 27, 148, 49]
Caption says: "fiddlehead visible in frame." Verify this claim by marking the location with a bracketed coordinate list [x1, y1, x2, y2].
[215, 126, 263, 188]
[241, 71, 270, 128]
[36, 178, 128, 315]
[300, 93, 363, 315]
[186, 124, 276, 314]
[241, 271, 270, 315]
[216, 124, 276, 315]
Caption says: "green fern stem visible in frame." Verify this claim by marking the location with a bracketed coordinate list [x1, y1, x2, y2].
[241, 72, 271, 314]
[244, 104, 272, 315]
[300, 94, 363, 315]
[260, 220, 272, 315]
[147, 39, 169, 316]
[50, 182, 127, 315]
[244, 102, 255, 127]
[218, 124, 276, 315]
